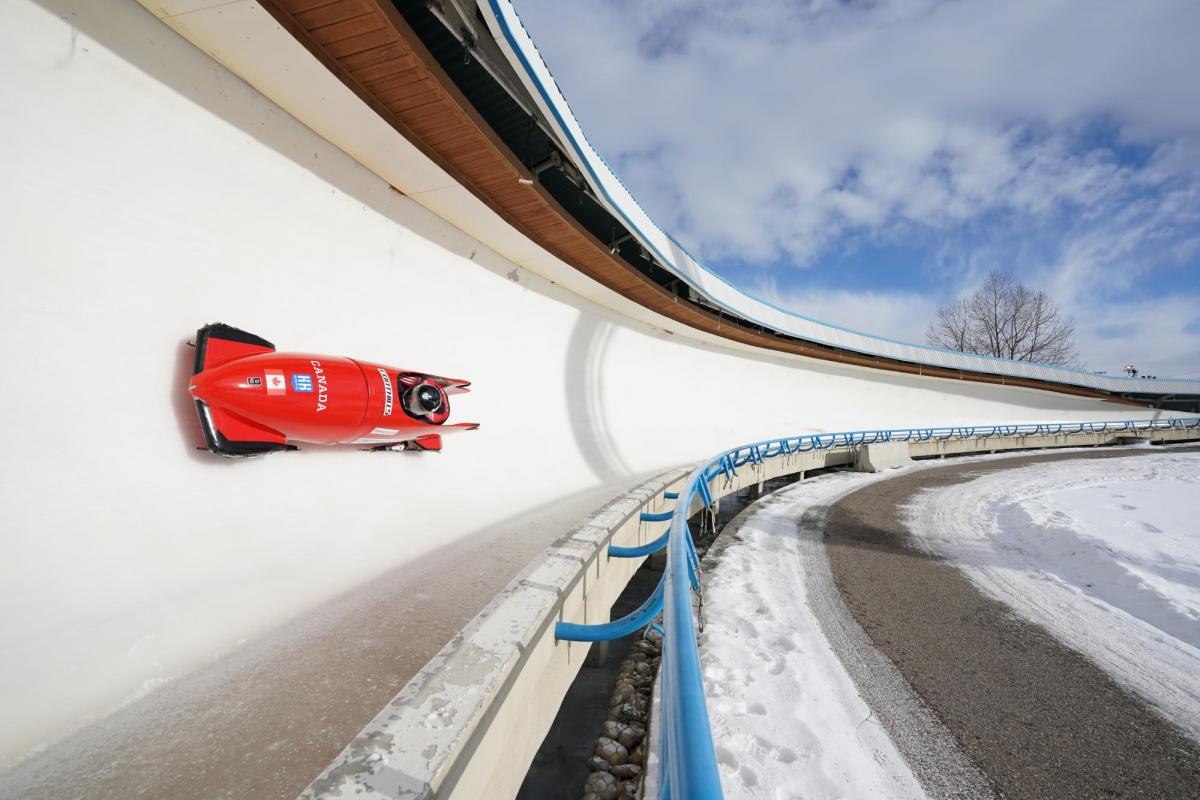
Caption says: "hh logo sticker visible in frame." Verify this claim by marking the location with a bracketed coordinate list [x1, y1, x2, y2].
[292, 374, 314, 393]
[264, 369, 286, 395]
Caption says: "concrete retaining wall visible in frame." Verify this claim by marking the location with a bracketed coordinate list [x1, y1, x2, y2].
[299, 468, 688, 799]
[855, 442, 916, 472]
[906, 426, 1197, 458]
[303, 428, 1198, 799]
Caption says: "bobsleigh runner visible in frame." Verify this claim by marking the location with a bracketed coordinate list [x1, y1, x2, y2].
[188, 323, 478, 457]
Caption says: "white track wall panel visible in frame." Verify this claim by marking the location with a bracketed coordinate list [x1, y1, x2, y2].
[0, 0, 1164, 768]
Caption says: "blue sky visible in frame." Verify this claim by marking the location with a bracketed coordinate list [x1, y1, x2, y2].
[511, 0, 1200, 376]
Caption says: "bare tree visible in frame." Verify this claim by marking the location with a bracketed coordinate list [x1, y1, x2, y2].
[926, 271, 1078, 366]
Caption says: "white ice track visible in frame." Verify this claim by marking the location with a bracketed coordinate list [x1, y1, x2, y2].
[905, 449, 1200, 741]
[1, 0, 1193, 770]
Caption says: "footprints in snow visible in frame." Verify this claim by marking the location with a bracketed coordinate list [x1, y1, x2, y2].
[717, 737, 800, 790]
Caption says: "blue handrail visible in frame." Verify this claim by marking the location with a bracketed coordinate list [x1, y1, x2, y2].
[609, 528, 671, 558]
[661, 464, 721, 798]
[653, 415, 1198, 799]
[556, 577, 666, 642]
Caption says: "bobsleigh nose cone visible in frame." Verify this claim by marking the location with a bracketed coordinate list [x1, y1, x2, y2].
[189, 371, 210, 401]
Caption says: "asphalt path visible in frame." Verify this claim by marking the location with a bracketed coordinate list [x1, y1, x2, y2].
[824, 446, 1200, 800]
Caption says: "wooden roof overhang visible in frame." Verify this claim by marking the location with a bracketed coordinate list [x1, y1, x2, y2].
[257, 0, 1139, 406]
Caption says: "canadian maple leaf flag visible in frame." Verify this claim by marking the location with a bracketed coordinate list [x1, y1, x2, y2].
[264, 369, 286, 396]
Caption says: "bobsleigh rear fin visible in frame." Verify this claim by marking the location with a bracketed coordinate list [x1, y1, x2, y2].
[439, 422, 480, 434]
[193, 323, 275, 375]
[426, 374, 471, 395]
[195, 400, 292, 457]
[397, 372, 471, 395]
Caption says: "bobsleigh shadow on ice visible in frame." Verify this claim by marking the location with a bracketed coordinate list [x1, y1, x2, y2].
[187, 323, 478, 457]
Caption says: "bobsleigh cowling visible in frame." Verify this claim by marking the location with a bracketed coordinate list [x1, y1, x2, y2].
[188, 323, 477, 457]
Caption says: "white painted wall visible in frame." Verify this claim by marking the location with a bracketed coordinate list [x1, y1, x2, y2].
[0, 0, 1166, 769]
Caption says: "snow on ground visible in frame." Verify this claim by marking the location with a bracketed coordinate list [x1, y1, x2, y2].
[905, 450, 1200, 741]
[700, 471, 928, 800]
[697, 445, 1200, 799]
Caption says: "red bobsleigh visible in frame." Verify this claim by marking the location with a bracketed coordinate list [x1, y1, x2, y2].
[188, 323, 477, 456]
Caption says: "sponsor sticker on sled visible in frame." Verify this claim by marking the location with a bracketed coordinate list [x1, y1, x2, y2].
[292, 374, 314, 393]
[265, 369, 286, 395]
[377, 368, 394, 416]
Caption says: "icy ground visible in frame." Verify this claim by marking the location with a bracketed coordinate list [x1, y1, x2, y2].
[906, 450, 1200, 741]
[700, 470, 928, 800]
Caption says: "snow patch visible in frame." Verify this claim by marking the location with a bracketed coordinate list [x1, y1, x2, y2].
[701, 471, 927, 800]
[906, 452, 1200, 740]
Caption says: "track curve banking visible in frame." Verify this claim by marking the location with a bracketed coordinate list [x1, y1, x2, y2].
[252, 0, 1200, 404]
[824, 448, 1200, 800]
[4, 1, 1200, 798]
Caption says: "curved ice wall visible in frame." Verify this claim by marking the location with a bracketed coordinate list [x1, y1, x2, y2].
[0, 0, 1165, 766]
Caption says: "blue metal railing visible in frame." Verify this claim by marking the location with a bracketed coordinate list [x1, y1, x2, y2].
[558, 416, 1199, 798]
[609, 528, 670, 558]
[556, 579, 666, 642]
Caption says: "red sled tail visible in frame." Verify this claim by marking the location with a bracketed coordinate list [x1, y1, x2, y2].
[195, 400, 293, 457]
[193, 323, 275, 375]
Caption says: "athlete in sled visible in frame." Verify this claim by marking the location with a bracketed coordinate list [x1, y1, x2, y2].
[188, 323, 477, 457]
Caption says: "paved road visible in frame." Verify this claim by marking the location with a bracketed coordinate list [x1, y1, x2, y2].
[824, 447, 1200, 800]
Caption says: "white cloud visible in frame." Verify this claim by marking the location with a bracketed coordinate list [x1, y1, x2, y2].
[511, 0, 1200, 374]
[755, 277, 1200, 376]
[750, 279, 939, 348]
[1071, 295, 1200, 377]
[515, 0, 1200, 254]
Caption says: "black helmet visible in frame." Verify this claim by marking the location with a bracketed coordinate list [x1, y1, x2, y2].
[405, 381, 444, 418]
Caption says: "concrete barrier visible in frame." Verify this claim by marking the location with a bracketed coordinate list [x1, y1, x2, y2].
[299, 468, 688, 800]
[300, 425, 1199, 800]
[297, 443, 864, 799]
[906, 426, 1197, 459]
[298, 442, 863, 799]
[855, 442, 916, 472]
